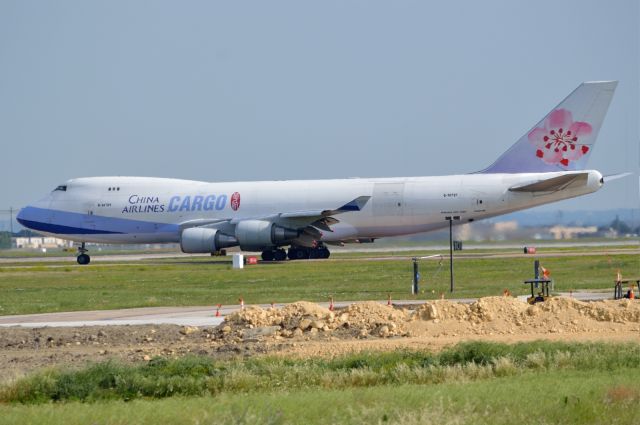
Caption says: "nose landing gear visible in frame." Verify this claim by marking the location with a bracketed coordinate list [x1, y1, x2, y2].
[76, 242, 90, 265]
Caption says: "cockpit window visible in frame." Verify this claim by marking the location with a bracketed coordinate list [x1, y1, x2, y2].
[53, 185, 67, 192]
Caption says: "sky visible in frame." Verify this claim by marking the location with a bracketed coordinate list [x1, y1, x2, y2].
[1, 0, 638, 213]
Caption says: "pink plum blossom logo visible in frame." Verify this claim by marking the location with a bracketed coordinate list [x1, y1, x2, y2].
[230, 192, 241, 211]
[528, 109, 592, 167]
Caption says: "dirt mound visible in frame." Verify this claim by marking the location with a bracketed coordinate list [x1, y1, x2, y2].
[218, 301, 408, 341]
[537, 297, 640, 323]
[416, 297, 528, 323]
[411, 296, 640, 337]
[3, 297, 640, 380]
[341, 301, 408, 338]
[415, 300, 468, 321]
[216, 296, 640, 343]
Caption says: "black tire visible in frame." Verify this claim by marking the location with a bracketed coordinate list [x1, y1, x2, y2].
[287, 248, 297, 260]
[274, 249, 287, 261]
[295, 248, 309, 260]
[321, 248, 330, 259]
[77, 254, 90, 265]
[261, 250, 274, 261]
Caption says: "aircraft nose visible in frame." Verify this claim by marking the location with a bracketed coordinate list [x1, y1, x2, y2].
[16, 206, 32, 228]
[16, 194, 51, 230]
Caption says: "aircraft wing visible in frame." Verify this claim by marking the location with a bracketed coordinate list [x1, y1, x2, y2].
[179, 196, 371, 249]
[277, 195, 372, 219]
[508, 173, 589, 193]
[266, 195, 371, 232]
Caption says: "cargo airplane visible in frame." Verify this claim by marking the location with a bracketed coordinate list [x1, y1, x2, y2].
[18, 81, 619, 264]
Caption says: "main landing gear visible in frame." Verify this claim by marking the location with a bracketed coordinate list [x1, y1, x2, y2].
[261, 248, 287, 262]
[261, 244, 331, 262]
[76, 242, 90, 265]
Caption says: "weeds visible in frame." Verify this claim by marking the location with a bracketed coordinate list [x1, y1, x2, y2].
[2, 341, 640, 404]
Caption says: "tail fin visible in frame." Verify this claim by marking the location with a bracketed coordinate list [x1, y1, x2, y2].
[479, 81, 617, 174]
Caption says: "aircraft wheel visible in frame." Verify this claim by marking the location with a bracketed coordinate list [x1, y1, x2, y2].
[77, 254, 91, 265]
[295, 248, 309, 260]
[320, 248, 330, 259]
[261, 250, 274, 261]
[274, 249, 287, 261]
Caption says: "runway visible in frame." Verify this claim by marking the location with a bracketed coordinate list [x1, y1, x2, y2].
[0, 292, 611, 328]
[0, 240, 637, 265]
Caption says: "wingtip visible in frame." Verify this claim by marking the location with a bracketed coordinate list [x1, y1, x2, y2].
[583, 80, 618, 89]
[338, 196, 371, 212]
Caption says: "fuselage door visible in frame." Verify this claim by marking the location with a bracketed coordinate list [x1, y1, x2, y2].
[372, 182, 405, 218]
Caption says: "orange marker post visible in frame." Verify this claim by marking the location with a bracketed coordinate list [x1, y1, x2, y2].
[387, 293, 392, 306]
[215, 304, 222, 317]
[329, 296, 334, 311]
[239, 297, 244, 310]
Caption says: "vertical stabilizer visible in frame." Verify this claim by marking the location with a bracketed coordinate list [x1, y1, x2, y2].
[480, 81, 617, 173]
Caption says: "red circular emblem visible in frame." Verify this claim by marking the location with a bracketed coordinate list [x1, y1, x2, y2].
[230, 192, 241, 211]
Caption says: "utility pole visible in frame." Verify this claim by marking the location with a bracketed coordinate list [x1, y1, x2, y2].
[446, 216, 460, 293]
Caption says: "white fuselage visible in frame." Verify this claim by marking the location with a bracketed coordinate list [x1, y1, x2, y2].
[18, 170, 603, 246]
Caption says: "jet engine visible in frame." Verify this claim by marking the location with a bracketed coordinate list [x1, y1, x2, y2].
[180, 227, 238, 253]
[234, 220, 300, 251]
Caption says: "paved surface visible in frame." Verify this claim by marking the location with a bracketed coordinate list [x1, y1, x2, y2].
[0, 293, 613, 328]
[1, 240, 637, 265]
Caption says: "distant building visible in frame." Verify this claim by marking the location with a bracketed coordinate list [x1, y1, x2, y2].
[548, 225, 598, 240]
[13, 236, 74, 249]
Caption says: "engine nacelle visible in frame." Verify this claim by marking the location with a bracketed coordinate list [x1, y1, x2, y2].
[234, 220, 299, 251]
[180, 227, 238, 253]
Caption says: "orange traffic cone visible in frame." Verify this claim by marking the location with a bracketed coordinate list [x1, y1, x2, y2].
[215, 304, 221, 317]
[541, 266, 550, 280]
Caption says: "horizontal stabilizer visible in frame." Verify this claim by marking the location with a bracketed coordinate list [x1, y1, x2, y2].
[602, 172, 632, 183]
[509, 173, 589, 193]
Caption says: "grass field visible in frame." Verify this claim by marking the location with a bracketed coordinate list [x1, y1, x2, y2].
[0, 249, 637, 315]
[1, 341, 639, 424]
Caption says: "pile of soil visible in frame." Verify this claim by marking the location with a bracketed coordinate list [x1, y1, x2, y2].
[410, 296, 640, 337]
[218, 297, 640, 342]
[219, 301, 408, 340]
[2, 297, 640, 382]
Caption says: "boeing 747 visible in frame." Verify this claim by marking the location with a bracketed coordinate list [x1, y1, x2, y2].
[17, 81, 618, 264]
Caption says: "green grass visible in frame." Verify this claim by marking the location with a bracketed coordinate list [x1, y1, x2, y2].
[2, 341, 639, 403]
[3, 372, 640, 425]
[0, 251, 637, 315]
[2, 341, 640, 424]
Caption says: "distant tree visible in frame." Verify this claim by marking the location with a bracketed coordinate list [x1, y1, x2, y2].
[0, 231, 10, 249]
[610, 216, 631, 235]
[15, 229, 39, 237]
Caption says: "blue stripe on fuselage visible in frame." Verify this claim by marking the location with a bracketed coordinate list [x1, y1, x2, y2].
[16, 207, 180, 236]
